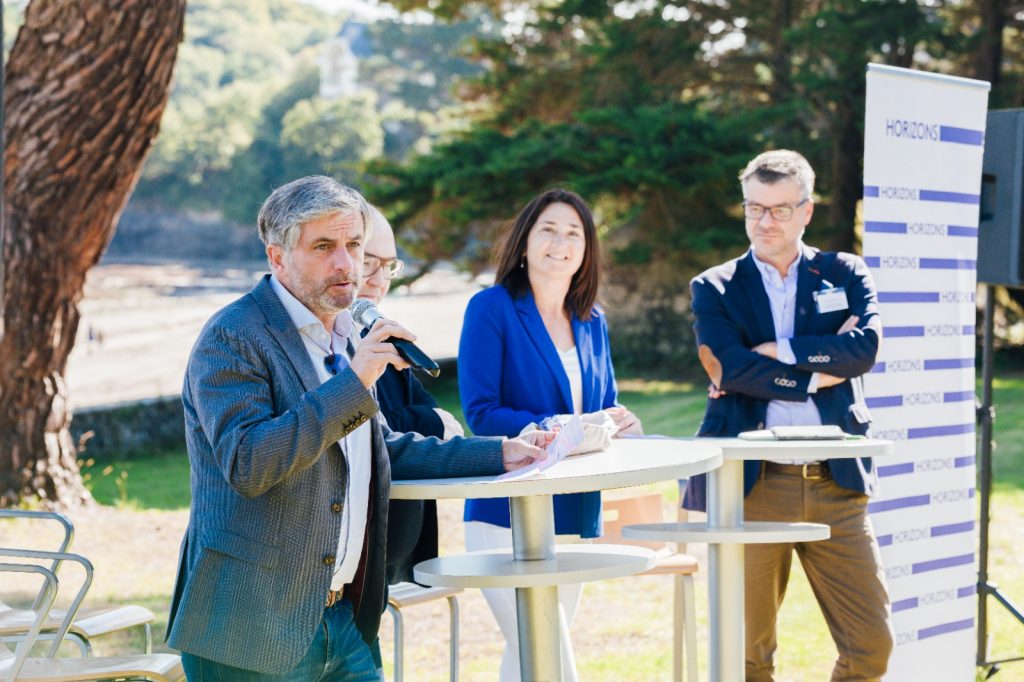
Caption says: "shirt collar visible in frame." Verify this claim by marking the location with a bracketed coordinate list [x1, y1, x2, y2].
[750, 244, 802, 282]
[269, 274, 354, 346]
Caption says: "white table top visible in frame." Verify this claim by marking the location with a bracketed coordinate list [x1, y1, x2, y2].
[391, 437, 722, 500]
[695, 437, 893, 461]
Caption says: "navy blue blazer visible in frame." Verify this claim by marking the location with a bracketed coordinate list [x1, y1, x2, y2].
[376, 365, 443, 585]
[683, 245, 881, 512]
[458, 285, 620, 538]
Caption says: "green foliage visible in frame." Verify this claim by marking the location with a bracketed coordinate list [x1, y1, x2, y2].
[367, 0, 1001, 372]
[135, 0, 487, 224]
[280, 93, 384, 179]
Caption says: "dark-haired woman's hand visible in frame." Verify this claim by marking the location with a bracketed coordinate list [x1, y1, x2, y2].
[605, 406, 644, 436]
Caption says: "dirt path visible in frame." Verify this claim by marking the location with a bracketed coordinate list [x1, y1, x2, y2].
[67, 261, 484, 408]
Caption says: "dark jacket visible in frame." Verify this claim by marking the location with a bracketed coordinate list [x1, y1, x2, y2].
[683, 245, 881, 511]
[376, 364, 444, 584]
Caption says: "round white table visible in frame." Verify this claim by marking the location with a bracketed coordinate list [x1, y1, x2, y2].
[391, 437, 722, 682]
[623, 437, 893, 682]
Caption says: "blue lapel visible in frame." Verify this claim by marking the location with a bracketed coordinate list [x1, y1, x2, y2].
[737, 252, 777, 344]
[795, 244, 823, 336]
[251, 275, 321, 394]
[514, 291, 575, 413]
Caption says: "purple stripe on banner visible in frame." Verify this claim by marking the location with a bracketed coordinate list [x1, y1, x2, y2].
[877, 462, 914, 477]
[947, 225, 979, 237]
[913, 553, 974, 574]
[864, 185, 880, 198]
[919, 190, 981, 205]
[878, 291, 939, 303]
[924, 357, 974, 370]
[865, 221, 907, 233]
[919, 258, 977, 270]
[865, 256, 880, 268]
[955, 456, 974, 468]
[959, 585, 977, 598]
[877, 534, 892, 546]
[869, 494, 931, 513]
[870, 362, 885, 373]
[867, 395, 903, 408]
[932, 520, 975, 537]
[886, 326, 925, 337]
[943, 390, 974, 403]
[908, 423, 975, 439]
[963, 325, 976, 335]
[892, 597, 918, 612]
[939, 126, 985, 146]
[918, 618, 974, 640]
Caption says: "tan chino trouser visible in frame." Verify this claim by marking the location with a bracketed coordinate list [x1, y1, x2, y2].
[744, 464, 894, 682]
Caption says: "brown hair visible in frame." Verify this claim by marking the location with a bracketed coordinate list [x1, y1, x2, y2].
[494, 188, 601, 320]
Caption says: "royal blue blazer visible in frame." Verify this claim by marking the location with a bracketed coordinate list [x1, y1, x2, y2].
[683, 245, 882, 512]
[458, 285, 620, 538]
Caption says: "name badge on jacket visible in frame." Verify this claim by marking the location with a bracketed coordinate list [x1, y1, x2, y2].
[814, 286, 848, 313]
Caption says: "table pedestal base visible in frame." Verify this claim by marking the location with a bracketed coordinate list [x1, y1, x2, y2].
[511, 494, 560, 682]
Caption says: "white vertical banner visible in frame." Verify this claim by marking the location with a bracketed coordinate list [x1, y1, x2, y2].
[862, 63, 989, 681]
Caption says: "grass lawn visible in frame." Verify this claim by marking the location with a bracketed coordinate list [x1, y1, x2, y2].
[6, 373, 1024, 680]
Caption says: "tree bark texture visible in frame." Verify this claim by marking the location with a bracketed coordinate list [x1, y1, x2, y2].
[0, 0, 185, 507]
[974, 0, 1007, 94]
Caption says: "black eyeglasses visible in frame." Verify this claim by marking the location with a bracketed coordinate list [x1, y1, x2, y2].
[742, 199, 809, 222]
[363, 254, 405, 280]
[324, 354, 346, 376]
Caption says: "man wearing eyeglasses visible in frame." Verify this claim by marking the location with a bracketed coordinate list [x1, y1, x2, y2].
[683, 150, 892, 681]
[356, 206, 467, 678]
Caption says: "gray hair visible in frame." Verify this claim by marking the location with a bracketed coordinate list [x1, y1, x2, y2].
[257, 175, 372, 252]
[739, 149, 815, 200]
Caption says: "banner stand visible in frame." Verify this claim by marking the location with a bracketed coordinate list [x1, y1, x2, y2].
[977, 284, 1024, 677]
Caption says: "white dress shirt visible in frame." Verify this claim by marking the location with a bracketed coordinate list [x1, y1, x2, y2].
[270, 276, 371, 589]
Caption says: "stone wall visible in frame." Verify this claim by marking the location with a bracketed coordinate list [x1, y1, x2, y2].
[71, 395, 185, 459]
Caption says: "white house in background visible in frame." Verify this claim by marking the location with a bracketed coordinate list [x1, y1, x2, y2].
[319, 20, 374, 99]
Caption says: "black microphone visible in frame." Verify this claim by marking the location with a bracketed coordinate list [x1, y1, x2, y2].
[349, 298, 441, 377]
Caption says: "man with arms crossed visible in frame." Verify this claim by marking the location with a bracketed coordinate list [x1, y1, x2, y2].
[167, 176, 547, 681]
[684, 150, 893, 681]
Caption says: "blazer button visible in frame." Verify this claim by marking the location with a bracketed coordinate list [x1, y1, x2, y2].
[331, 502, 342, 513]
[323, 554, 335, 566]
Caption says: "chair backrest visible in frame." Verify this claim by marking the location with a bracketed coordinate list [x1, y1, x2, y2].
[596, 493, 669, 552]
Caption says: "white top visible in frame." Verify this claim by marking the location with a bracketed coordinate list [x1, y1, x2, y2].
[270, 276, 371, 589]
[557, 346, 583, 415]
[391, 437, 722, 500]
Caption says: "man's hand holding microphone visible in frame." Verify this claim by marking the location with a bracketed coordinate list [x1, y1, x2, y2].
[349, 302, 552, 472]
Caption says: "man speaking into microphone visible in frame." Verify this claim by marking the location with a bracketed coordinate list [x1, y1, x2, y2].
[167, 175, 550, 681]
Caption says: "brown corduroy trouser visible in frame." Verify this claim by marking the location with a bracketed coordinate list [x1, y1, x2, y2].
[744, 464, 894, 682]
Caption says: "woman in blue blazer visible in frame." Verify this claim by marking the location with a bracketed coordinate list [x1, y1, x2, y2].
[458, 188, 641, 681]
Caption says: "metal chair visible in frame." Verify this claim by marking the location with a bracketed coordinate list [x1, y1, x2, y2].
[385, 582, 462, 681]
[0, 552, 183, 682]
[597, 493, 698, 682]
[0, 510, 153, 654]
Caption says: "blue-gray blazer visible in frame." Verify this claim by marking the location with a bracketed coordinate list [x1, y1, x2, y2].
[167, 276, 504, 674]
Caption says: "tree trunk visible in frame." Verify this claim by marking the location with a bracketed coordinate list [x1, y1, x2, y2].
[975, 0, 1007, 96]
[828, 97, 863, 253]
[0, 0, 185, 508]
